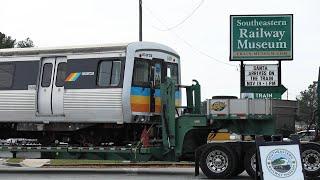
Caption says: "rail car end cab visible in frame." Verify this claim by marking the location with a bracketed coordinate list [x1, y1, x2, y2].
[123, 42, 181, 123]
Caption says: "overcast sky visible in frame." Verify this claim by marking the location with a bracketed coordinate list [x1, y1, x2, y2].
[1, 0, 319, 100]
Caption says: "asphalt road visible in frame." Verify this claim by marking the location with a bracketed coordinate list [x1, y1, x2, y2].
[0, 167, 252, 180]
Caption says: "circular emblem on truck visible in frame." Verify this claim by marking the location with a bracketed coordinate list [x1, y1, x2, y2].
[266, 149, 297, 178]
[211, 102, 226, 111]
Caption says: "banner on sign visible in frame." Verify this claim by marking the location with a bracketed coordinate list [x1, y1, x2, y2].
[245, 64, 278, 87]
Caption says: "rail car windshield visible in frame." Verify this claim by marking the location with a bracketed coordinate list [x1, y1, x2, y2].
[132, 59, 149, 86]
[132, 58, 179, 86]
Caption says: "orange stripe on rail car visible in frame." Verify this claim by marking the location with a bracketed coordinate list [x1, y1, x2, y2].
[131, 104, 149, 112]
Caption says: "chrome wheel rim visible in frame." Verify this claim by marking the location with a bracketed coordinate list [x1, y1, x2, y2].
[302, 149, 320, 172]
[206, 150, 229, 173]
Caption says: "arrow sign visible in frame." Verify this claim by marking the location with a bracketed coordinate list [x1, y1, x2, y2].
[241, 85, 287, 94]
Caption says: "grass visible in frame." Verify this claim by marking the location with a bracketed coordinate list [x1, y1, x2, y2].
[6, 158, 24, 164]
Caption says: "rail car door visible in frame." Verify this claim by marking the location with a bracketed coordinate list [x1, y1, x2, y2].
[149, 59, 163, 113]
[38, 57, 67, 116]
[52, 57, 67, 115]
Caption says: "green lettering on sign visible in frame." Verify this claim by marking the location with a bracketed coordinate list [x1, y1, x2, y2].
[230, 15, 293, 61]
[254, 92, 282, 99]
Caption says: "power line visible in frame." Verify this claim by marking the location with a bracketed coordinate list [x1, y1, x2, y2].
[143, 4, 238, 69]
[149, 0, 205, 31]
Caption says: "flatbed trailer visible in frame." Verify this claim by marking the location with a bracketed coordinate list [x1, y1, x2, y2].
[0, 78, 319, 179]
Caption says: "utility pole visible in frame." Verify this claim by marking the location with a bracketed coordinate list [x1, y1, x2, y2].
[139, 0, 142, 41]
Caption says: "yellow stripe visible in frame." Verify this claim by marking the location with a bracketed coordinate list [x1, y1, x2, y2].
[131, 96, 149, 104]
[155, 97, 161, 106]
[175, 99, 181, 106]
[131, 96, 181, 111]
[70, 73, 78, 81]
[65, 73, 75, 81]
[207, 132, 230, 141]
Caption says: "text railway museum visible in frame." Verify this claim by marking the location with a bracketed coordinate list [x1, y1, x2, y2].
[237, 28, 288, 50]
[237, 39, 287, 50]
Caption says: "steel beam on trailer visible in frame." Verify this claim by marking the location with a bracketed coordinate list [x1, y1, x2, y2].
[0, 146, 161, 154]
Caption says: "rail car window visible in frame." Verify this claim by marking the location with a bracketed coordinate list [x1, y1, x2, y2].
[41, 63, 53, 87]
[166, 63, 179, 84]
[133, 60, 149, 86]
[55, 62, 67, 87]
[0, 63, 15, 88]
[111, 61, 121, 85]
[98, 61, 121, 87]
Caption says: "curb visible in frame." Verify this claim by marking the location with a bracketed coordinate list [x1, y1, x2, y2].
[4, 162, 22, 167]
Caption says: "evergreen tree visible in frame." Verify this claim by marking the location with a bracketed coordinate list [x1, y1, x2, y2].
[0, 32, 16, 49]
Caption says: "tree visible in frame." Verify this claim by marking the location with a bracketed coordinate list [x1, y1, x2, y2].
[16, 37, 34, 48]
[296, 82, 318, 125]
[0, 32, 35, 49]
[0, 32, 16, 49]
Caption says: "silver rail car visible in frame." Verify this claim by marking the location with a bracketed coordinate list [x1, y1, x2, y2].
[0, 42, 181, 145]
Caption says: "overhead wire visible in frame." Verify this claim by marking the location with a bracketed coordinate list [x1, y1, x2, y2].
[143, 1, 239, 69]
[149, 0, 205, 31]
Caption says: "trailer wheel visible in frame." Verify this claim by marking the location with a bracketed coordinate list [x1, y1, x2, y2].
[301, 143, 320, 177]
[244, 147, 256, 178]
[199, 145, 238, 178]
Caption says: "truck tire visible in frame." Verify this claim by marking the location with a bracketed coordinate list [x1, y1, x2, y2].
[231, 151, 244, 176]
[199, 144, 238, 178]
[301, 143, 320, 177]
[244, 147, 256, 178]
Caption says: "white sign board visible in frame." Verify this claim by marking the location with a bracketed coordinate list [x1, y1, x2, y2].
[259, 144, 304, 180]
[245, 64, 278, 86]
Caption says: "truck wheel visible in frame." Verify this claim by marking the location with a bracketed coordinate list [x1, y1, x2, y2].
[301, 143, 320, 177]
[199, 145, 238, 178]
[244, 147, 256, 178]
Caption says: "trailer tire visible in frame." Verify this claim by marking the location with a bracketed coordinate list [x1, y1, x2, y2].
[199, 144, 238, 178]
[233, 156, 244, 176]
[301, 143, 320, 177]
[244, 147, 256, 178]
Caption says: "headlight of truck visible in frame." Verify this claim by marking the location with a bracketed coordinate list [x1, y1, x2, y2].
[229, 133, 242, 141]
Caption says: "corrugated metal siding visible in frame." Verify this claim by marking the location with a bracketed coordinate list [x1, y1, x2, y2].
[64, 89, 122, 110]
[0, 90, 36, 111]
[0, 44, 128, 57]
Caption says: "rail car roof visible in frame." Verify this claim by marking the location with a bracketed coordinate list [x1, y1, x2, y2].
[0, 43, 129, 57]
